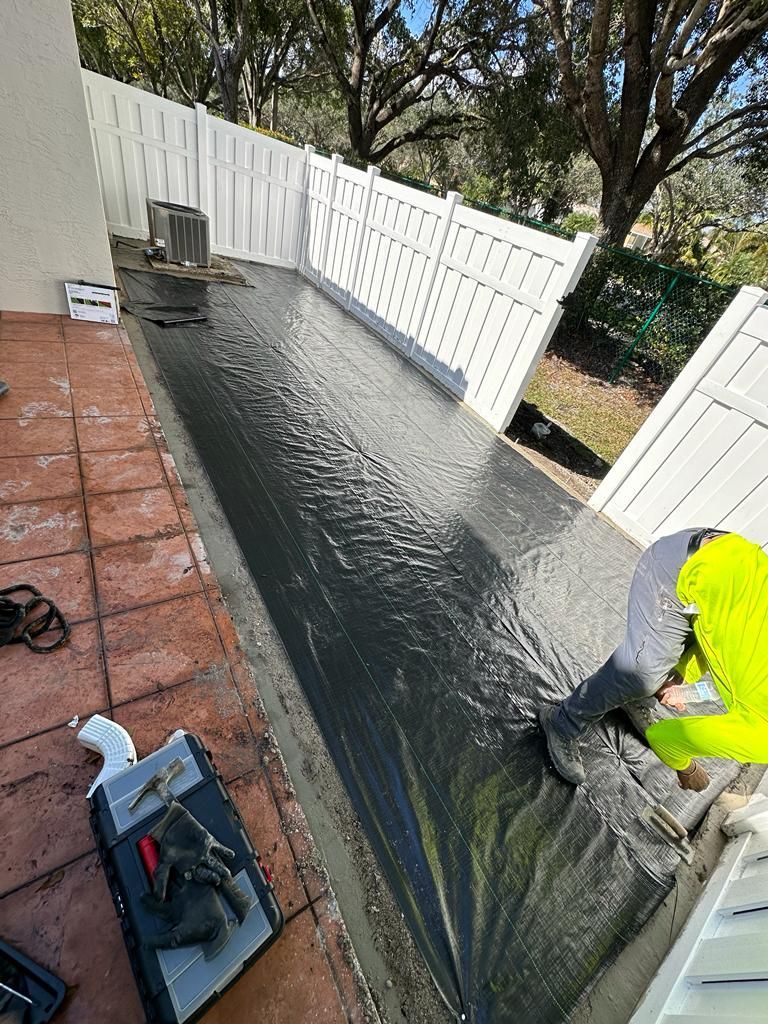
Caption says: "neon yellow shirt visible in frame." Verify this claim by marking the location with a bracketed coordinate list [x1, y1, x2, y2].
[646, 533, 768, 771]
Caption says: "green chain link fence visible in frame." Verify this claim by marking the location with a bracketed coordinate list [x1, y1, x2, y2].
[554, 243, 736, 387]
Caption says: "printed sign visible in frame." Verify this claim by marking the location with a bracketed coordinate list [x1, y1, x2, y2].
[65, 282, 120, 324]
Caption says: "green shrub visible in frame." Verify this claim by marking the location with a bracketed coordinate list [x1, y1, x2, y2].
[560, 211, 598, 234]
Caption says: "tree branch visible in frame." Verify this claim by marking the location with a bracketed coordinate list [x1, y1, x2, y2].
[582, 0, 614, 165]
[537, 0, 581, 113]
[683, 101, 768, 148]
[370, 0, 402, 40]
[369, 113, 466, 163]
[668, 130, 768, 173]
[303, 0, 351, 94]
[652, 0, 694, 71]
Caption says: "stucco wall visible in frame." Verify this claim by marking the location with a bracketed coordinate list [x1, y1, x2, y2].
[0, 0, 114, 313]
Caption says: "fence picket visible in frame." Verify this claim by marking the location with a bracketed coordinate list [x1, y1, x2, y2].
[318, 154, 343, 285]
[408, 190, 463, 357]
[296, 145, 315, 274]
[346, 165, 380, 310]
[195, 102, 208, 213]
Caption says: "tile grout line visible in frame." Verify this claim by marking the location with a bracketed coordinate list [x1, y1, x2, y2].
[0, 474, 175, 509]
[61, 318, 116, 713]
[0, 848, 97, 903]
[0, 661, 229, 754]
[128, 334, 331, 922]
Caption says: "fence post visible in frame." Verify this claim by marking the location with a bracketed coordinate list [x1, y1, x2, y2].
[407, 190, 462, 357]
[318, 153, 343, 284]
[494, 231, 598, 433]
[609, 270, 680, 383]
[195, 102, 209, 215]
[296, 143, 315, 273]
[556, 231, 600, 298]
[346, 164, 380, 310]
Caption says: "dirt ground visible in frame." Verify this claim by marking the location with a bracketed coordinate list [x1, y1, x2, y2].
[507, 397, 610, 502]
[507, 349, 666, 501]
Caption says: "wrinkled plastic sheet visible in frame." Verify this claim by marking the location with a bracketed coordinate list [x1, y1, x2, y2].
[122, 266, 737, 1023]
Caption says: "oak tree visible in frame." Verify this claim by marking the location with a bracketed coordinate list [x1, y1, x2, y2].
[537, 0, 768, 242]
[304, 0, 521, 162]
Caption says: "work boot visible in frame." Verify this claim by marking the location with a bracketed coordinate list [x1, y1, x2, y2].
[538, 705, 586, 786]
[622, 697, 665, 737]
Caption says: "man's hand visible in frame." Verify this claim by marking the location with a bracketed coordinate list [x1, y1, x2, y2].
[656, 671, 686, 712]
[677, 759, 710, 791]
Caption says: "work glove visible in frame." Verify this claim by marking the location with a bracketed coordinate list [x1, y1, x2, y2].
[151, 801, 235, 896]
[142, 876, 235, 959]
[677, 759, 710, 792]
[150, 801, 251, 922]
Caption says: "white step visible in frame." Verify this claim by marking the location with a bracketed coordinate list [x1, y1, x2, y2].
[718, 875, 768, 915]
[662, 1015, 768, 1023]
[687, 934, 768, 983]
[743, 837, 768, 864]
[664, 984, 768, 1021]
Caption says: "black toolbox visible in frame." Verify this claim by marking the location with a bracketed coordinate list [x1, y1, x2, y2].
[90, 733, 283, 1023]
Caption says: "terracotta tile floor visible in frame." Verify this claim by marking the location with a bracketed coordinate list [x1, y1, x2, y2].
[0, 312, 364, 1023]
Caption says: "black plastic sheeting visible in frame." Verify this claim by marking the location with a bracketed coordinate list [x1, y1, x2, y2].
[122, 266, 736, 1023]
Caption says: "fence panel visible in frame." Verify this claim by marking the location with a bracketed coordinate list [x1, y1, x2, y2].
[206, 118, 306, 266]
[590, 287, 768, 550]
[83, 70, 306, 265]
[416, 204, 593, 428]
[351, 175, 447, 352]
[82, 70, 199, 237]
[299, 158, 596, 429]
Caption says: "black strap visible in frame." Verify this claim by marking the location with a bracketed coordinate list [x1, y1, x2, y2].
[686, 528, 729, 559]
[0, 585, 71, 653]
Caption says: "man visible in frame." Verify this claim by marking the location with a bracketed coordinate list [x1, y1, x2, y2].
[539, 529, 768, 792]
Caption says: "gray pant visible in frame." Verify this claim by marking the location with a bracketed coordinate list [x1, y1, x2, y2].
[553, 529, 699, 740]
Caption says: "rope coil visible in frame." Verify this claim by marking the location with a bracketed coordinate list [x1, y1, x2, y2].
[0, 585, 71, 653]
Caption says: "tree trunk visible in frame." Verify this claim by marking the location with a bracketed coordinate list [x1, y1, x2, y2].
[270, 86, 279, 131]
[215, 55, 241, 122]
[347, 97, 369, 159]
[598, 186, 650, 246]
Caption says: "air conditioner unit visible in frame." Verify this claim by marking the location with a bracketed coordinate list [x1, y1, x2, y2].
[146, 199, 211, 267]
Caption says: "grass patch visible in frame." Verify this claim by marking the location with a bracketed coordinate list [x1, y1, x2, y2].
[523, 353, 659, 465]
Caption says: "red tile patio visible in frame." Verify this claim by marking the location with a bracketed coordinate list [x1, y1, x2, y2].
[0, 312, 367, 1023]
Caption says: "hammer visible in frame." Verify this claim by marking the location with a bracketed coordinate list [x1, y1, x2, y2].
[129, 757, 185, 813]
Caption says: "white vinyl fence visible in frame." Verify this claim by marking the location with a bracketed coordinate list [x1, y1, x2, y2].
[82, 70, 306, 267]
[83, 69, 596, 431]
[300, 150, 596, 429]
[591, 286, 768, 550]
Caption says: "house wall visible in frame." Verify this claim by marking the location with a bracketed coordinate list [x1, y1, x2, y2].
[0, 0, 113, 313]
